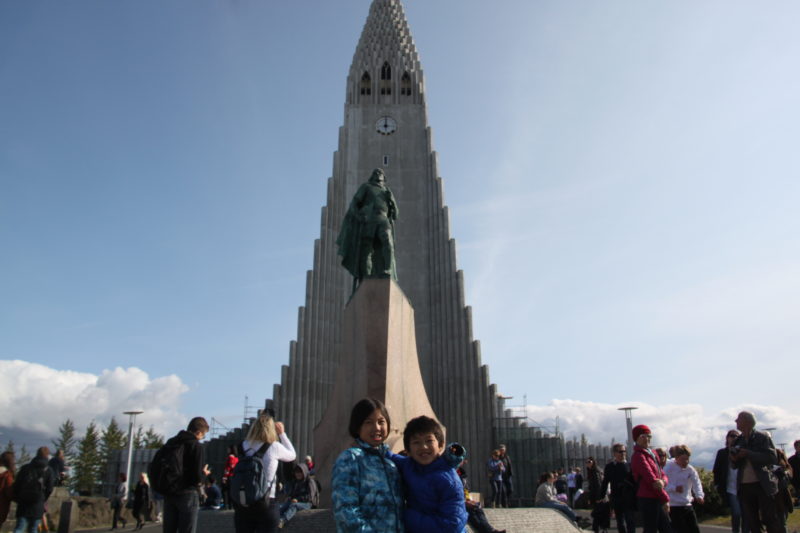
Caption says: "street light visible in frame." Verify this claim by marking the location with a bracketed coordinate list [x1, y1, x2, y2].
[618, 407, 639, 458]
[123, 410, 143, 490]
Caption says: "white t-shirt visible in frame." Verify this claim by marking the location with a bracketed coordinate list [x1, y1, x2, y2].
[242, 433, 296, 498]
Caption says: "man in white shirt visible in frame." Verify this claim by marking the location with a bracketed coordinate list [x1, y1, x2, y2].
[664, 445, 704, 533]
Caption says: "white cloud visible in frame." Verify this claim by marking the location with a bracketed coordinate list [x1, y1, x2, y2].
[0, 360, 189, 439]
[512, 399, 800, 468]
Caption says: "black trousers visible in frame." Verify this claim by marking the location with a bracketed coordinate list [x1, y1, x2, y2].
[233, 499, 280, 533]
[738, 482, 785, 533]
[669, 506, 699, 533]
[638, 497, 672, 533]
[613, 503, 637, 533]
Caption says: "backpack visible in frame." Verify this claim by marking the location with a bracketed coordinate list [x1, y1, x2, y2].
[230, 442, 274, 508]
[148, 441, 185, 495]
[13, 464, 46, 505]
[309, 477, 321, 509]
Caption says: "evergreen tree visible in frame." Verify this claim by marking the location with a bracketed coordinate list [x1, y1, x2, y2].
[18, 444, 32, 465]
[2, 440, 15, 454]
[52, 418, 78, 466]
[73, 421, 102, 495]
[100, 417, 127, 484]
[143, 426, 165, 449]
[133, 426, 145, 449]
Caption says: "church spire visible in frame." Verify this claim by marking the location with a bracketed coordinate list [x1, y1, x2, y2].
[347, 0, 424, 104]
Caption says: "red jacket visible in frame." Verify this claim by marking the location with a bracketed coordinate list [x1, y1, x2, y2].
[631, 445, 669, 503]
[223, 455, 238, 481]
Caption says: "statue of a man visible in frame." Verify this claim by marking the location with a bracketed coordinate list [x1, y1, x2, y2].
[336, 168, 399, 292]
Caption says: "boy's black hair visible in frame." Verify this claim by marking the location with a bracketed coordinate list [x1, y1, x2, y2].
[348, 398, 391, 440]
[402, 415, 444, 451]
[187, 416, 210, 434]
[206, 475, 216, 484]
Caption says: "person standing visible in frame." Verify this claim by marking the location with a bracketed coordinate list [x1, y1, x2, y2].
[664, 445, 704, 533]
[630, 425, 672, 533]
[787, 440, 800, 497]
[601, 443, 637, 533]
[132, 472, 152, 530]
[110, 472, 129, 530]
[713, 430, 748, 533]
[586, 457, 603, 506]
[567, 468, 577, 507]
[158, 416, 211, 533]
[47, 450, 66, 488]
[233, 413, 296, 533]
[0, 452, 16, 530]
[574, 467, 584, 505]
[12, 447, 55, 533]
[730, 411, 783, 533]
[222, 446, 238, 510]
[497, 444, 513, 508]
[487, 450, 505, 509]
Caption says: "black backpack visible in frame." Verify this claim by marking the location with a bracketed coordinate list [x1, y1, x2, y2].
[148, 441, 185, 495]
[230, 442, 273, 508]
[13, 464, 46, 505]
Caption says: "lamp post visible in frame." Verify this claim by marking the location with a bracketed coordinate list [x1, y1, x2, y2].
[618, 407, 638, 458]
[123, 410, 143, 490]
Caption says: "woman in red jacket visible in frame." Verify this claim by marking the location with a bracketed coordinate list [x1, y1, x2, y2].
[630, 425, 672, 533]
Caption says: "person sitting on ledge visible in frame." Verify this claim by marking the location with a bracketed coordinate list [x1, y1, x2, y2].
[535, 471, 578, 523]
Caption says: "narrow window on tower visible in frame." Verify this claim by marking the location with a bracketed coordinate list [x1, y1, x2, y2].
[380, 61, 392, 95]
[401, 72, 411, 96]
[360, 72, 371, 95]
[383, 155, 389, 166]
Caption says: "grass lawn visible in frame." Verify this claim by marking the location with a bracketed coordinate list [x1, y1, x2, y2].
[701, 511, 800, 529]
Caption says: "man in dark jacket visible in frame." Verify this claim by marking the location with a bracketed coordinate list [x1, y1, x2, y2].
[601, 443, 637, 533]
[162, 417, 210, 533]
[730, 411, 781, 533]
[788, 440, 800, 495]
[14, 447, 55, 533]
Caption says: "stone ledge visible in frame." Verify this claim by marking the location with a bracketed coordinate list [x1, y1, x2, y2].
[195, 507, 580, 533]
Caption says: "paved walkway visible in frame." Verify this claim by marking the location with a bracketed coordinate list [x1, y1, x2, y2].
[76, 508, 582, 533]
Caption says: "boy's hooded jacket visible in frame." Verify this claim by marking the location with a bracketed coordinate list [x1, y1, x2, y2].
[332, 438, 404, 533]
[289, 463, 317, 505]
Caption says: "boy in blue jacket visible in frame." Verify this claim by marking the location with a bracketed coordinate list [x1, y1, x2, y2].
[389, 416, 468, 533]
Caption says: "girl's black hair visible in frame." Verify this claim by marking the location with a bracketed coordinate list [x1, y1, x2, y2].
[348, 398, 391, 439]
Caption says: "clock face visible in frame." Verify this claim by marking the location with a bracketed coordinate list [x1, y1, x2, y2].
[376, 116, 397, 135]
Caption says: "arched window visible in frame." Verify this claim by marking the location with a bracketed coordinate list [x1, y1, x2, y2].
[400, 71, 411, 96]
[360, 71, 371, 95]
[380, 61, 392, 95]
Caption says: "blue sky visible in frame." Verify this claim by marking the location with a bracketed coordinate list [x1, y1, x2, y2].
[2, 1, 799, 460]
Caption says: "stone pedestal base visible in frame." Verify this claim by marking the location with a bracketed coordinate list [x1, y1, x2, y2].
[313, 278, 440, 507]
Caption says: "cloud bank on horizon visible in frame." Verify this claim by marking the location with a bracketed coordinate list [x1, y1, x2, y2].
[515, 399, 800, 467]
[3, 360, 798, 469]
[0, 360, 189, 440]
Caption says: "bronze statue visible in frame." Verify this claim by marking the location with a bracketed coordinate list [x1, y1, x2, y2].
[336, 168, 399, 293]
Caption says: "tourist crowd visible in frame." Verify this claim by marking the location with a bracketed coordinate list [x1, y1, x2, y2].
[1, 408, 797, 533]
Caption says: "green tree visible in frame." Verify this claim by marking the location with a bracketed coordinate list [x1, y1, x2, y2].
[100, 417, 127, 483]
[133, 426, 145, 449]
[3, 440, 15, 454]
[18, 444, 32, 465]
[52, 418, 78, 466]
[73, 421, 102, 495]
[143, 427, 165, 449]
[695, 467, 725, 519]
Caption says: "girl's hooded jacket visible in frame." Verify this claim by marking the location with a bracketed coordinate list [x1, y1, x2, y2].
[332, 438, 404, 533]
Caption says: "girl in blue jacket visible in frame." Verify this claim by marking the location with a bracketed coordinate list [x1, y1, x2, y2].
[332, 398, 404, 532]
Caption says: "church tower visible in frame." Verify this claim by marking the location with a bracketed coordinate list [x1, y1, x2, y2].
[267, 0, 504, 491]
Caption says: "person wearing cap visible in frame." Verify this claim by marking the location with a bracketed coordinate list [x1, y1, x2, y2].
[730, 411, 782, 533]
[630, 424, 672, 533]
[713, 430, 748, 533]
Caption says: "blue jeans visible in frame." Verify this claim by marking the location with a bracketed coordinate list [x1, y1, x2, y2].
[537, 501, 577, 522]
[163, 490, 200, 533]
[279, 501, 311, 523]
[13, 517, 42, 533]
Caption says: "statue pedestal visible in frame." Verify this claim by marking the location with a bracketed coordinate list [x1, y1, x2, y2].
[313, 278, 440, 507]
